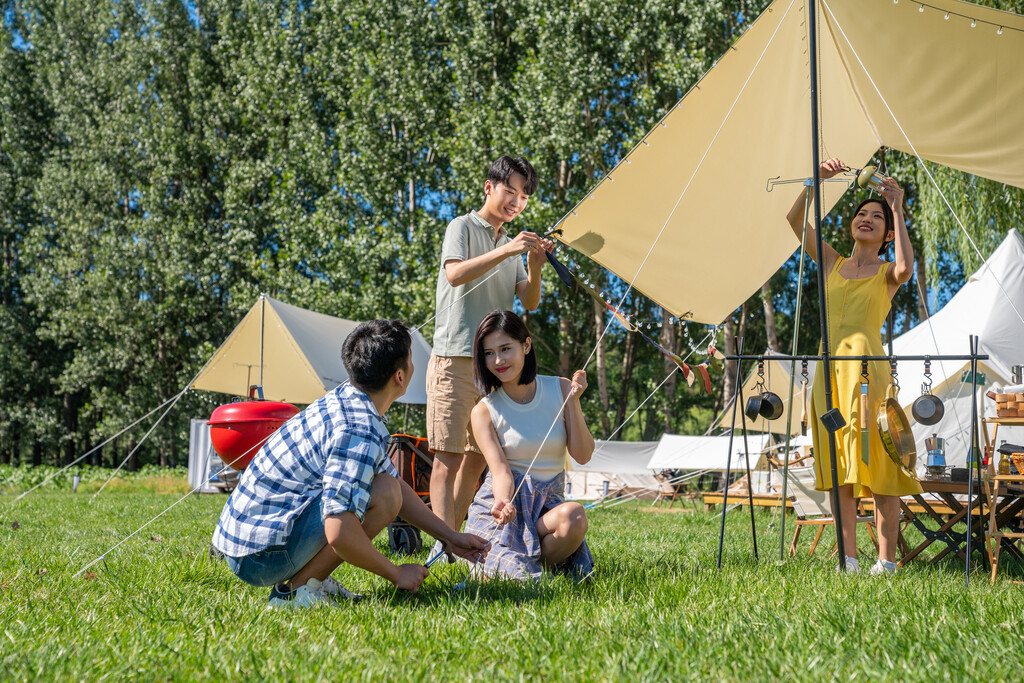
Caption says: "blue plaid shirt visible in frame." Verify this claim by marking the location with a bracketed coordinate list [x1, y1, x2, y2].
[211, 383, 396, 558]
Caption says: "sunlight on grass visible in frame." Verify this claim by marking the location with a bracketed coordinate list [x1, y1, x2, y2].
[2, 490, 1024, 680]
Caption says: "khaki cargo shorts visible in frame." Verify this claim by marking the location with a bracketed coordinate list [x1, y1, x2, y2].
[426, 354, 481, 455]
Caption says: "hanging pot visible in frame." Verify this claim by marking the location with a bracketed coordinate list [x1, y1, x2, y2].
[745, 391, 784, 422]
[744, 394, 764, 422]
[758, 391, 784, 421]
[912, 392, 944, 425]
[877, 384, 917, 478]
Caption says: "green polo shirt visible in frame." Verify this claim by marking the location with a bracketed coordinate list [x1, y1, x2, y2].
[432, 211, 528, 357]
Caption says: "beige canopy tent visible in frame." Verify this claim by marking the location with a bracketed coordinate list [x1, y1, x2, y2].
[553, 0, 1024, 324]
[191, 295, 434, 404]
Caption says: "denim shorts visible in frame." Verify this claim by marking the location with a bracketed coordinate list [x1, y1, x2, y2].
[226, 498, 328, 587]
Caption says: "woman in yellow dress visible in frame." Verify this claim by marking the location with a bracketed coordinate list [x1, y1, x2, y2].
[787, 157, 921, 574]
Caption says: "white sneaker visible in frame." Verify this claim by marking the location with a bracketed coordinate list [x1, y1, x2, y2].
[428, 539, 448, 564]
[428, 539, 467, 566]
[310, 576, 363, 603]
[836, 556, 860, 574]
[267, 583, 328, 609]
[869, 559, 897, 575]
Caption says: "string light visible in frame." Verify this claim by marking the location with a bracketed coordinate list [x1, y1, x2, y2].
[907, 3, 1023, 37]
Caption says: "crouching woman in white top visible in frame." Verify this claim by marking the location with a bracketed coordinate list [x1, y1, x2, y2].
[464, 310, 596, 580]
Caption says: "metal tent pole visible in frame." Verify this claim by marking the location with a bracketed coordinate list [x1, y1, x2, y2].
[259, 294, 266, 389]
[738, 379, 759, 560]
[807, 0, 847, 569]
[965, 334, 980, 586]
[718, 336, 746, 570]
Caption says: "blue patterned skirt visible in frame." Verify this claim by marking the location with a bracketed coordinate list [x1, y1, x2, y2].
[464, 470, 594, 581]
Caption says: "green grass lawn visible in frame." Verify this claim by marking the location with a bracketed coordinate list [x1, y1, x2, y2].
[3, 489, 1024, 681]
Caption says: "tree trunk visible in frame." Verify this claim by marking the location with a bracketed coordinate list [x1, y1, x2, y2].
[558, 309, 571, 378]
[721, 313, 737, 419]
[128, 442, 138, 472]
[63, 394, 78, 466]
[615, 331, 638, 428]
[761, 281, 781, 352]
[721, 304, 748, 416]
[916, 254, 930, 320]
[660, 308, 678, 432]
[32, 441, 42, 467]
[593, 295, 612, 438]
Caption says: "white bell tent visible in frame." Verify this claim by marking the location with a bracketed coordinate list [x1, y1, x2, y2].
[891, 230, 1024, 469]
[565, 440, 661, 500]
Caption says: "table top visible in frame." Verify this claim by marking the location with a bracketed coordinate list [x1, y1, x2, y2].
[916, 477, 982, 494]
[984, 417, 1024, 425]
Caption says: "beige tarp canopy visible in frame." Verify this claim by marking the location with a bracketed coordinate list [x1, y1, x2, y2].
[191, 295, 434, 404]
[553, 0, 1024, 324]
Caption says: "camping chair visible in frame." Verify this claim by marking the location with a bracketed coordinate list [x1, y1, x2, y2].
[654, 471, 691, 509]
[787, 466, 879, 557]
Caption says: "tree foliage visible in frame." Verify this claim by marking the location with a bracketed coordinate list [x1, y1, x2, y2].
[1, 0, 1020, 466]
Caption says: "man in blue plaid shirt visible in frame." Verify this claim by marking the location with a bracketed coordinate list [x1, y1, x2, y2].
[212, 319, 489, 608]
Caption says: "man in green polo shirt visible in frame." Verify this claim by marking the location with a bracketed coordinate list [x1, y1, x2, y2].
[426, 156, 552, 556]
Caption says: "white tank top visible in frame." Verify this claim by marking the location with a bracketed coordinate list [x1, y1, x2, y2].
[481, 375, 567, 482]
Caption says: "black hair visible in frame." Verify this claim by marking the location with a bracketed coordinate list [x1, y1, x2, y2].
[487, 156, 538, 196]
[341, 319, 412, 393]
[852, 197, 895, 258]
[472, 310, 538, 395]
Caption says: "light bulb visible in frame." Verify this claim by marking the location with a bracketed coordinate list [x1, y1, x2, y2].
[944, 12, 949, 20]
[971, 19, 977, 28]
[918, 4, 924, 12]
[997, 26, 1004, 35]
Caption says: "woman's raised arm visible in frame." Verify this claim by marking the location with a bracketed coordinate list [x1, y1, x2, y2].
[787, 157, 843, 271]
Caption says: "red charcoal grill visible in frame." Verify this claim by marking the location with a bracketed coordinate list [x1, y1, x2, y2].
[207, 386, 299, 470]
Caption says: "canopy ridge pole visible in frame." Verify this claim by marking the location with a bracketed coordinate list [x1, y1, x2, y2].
[259, 294, 265, 389]
[718, 336, 745, 569]
[807, 0, 847, 568]
[820, 0, 1024, 329]
[778, 184, 813, 560]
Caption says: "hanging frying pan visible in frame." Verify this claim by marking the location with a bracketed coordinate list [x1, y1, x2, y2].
[877, 383, 917, 478]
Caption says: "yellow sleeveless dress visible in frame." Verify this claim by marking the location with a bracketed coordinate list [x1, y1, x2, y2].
[810, 256, 923, 498]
